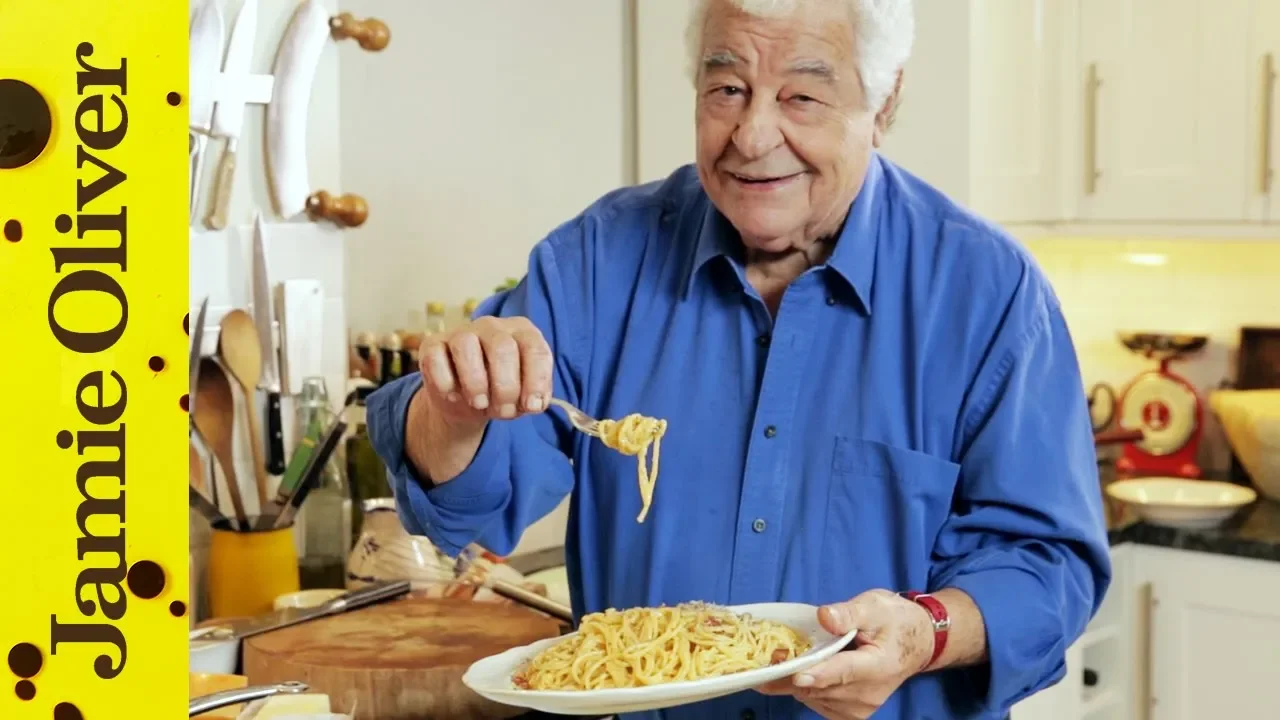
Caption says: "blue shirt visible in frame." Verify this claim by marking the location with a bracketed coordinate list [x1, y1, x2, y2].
[367, 155, 1111, 720]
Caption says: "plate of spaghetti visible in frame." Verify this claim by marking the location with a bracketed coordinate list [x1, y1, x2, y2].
[462, 601, 855, 715]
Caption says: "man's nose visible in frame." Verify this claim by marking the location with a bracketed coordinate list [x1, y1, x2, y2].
[731, 99, 785, 159]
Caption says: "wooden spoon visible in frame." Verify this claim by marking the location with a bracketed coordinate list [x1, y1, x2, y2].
[194, 358, 248, 529]
[190, 440, 206, 494]
[218, 309, 270, 509]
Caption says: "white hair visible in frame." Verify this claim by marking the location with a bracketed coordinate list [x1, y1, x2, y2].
[686, 0, 914, 109]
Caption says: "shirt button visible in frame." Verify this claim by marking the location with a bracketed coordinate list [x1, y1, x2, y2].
[826, 296, 837, 306]
[742, 711, 756, 720]
[751, 518, 767, 533]
[763, 425, 777, 438]
[756, 334, 770, 348]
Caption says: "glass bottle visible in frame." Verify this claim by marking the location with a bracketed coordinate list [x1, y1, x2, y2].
[346, 385, 392, 543]
[425, 301, 448, 334]
[295, 377, 353, 589]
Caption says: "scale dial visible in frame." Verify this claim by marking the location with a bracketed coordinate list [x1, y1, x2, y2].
[1119, 374, 1198, 456]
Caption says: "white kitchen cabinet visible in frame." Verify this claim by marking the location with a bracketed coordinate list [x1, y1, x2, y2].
[1076, 0, 1255, 223]
[1138, 545, 1280, 719]
[1251, 0, 1280, 221]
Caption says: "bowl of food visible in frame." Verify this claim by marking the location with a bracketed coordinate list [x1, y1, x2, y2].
[1209, 389, 1280, 501]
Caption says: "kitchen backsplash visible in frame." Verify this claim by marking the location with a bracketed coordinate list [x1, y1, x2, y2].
[1021, 236, 1280, 472]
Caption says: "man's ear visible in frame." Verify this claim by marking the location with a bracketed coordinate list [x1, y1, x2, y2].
[872, 70, 905, 148]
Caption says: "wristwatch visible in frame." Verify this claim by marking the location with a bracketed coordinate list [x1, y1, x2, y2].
[900, 591, 950, 671]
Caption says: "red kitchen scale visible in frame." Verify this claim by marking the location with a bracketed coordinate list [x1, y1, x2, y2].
[1114, 332, 1207, 479]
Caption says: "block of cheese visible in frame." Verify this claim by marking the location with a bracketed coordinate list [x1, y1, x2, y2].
[247, 693, 333, 718]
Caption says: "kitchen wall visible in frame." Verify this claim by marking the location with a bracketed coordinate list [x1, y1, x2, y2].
[189, 0, 348, 514]
[1022, 236, 1280, 472]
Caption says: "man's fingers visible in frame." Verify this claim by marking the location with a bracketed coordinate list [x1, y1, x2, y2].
[793, 646, 883, 690]
[818, 598, 866, 636]
[419, 336, 457, 400]
[448, 331, 490, 409]
[513, 325, 552, 412]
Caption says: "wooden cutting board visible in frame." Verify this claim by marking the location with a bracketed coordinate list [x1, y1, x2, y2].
[242, 593, 562, 720]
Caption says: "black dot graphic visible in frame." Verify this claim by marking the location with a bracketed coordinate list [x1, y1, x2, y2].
[179, 394, 190, 412]
[183, 313, 190, 335]
[7, 643, 42, 677]
[126, 560, 165, 599]
[166, 91, 182, 106]
[14, 680, 34, 700]
[56, 431, 73, 449]
[148, 356, 165, 372]
[169, 600, 187, 618]
[54, 701, 84, 720]
[3, 219, 21, 242]
[54, 214, 72, 233]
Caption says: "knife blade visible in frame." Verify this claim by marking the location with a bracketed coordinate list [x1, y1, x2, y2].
[189, 296, 209, 420]
[266, 0, 329, 218]
[207, 581, 412, 641]
[189, 0, 224, 223]
[252, 214, 286, 475]
[205, 0, 258, 230]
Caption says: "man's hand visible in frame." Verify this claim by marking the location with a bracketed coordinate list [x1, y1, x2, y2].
[758, 590, 935, 719]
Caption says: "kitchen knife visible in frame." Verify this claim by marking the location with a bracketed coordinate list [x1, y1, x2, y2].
[203, 581, 411, 642]
[252, 214, 286, 475]
[205, 0, 258, 230]
[189, 0, 224, 224]
[266, 0, 329, 218]
[273, 417, 348, 530]
[189, 296, 209, 420]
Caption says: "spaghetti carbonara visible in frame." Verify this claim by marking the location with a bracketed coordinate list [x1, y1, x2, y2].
[597, 413, 668, 523]
[512, 602, 812, 691]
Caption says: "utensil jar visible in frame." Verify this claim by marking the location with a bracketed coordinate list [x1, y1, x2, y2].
[208, 519, 300, 617]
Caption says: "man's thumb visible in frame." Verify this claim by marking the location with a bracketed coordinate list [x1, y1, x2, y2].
[818, 600, 863, 635]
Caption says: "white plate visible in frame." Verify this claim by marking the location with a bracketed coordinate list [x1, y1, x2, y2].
[462, 602, 855, 716]
[1106, 477, 1257, 530]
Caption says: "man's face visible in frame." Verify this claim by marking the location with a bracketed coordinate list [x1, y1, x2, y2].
[694, 0, 890, 252]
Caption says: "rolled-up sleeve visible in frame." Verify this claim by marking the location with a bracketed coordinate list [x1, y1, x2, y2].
[929, 272, 1111, 714]
[365, 224, 590, 557]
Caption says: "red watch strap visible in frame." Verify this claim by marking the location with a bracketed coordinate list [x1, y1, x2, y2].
[902, 591, 950, 671]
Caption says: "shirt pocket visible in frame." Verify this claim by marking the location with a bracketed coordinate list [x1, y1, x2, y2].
[821, 436, 961, 601]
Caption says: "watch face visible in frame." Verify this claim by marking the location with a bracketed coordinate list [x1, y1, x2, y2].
[0, 79, 53, 170]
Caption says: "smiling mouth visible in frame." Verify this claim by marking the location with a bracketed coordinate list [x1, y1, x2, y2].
[729, 171, 803, 186]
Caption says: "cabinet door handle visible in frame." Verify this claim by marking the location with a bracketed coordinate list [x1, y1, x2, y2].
[1260, 53, 1276, 195]
[1084, 63, 1103, 195]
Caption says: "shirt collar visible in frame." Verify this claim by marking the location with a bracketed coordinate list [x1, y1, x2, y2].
[682, 154, 884, 314]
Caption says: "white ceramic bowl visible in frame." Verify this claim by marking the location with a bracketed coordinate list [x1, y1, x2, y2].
[1106, 477, 1257, 530]
[190, 637, 239, 675]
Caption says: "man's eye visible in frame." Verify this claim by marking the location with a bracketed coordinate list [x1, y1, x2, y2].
[717, 86, 744, 97]
[792, 94, 816, 104]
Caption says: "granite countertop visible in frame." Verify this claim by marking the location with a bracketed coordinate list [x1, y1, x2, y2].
[1102, 464, 1280, 563]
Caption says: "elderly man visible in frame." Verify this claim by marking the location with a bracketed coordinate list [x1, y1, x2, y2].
[367, 0, 1110, 718]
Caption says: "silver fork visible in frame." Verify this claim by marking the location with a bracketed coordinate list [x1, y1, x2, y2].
[546, 397, 603, 438]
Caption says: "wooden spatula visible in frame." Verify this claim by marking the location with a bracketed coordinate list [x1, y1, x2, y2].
[194, 358, 248, 530]
[218, 309, 270, 509]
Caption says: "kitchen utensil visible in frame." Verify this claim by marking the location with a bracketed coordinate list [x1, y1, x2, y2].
[258, 415, 323, 523]
[274, 588, 346, 611]
[190, 672, 248, 719]
[189, 296, 210, 420]
[547, 397, 603, 438]
[218, 309, 271, 508]
[191, 439, 207, 494]
[1209, 389, 1280, 501]
[329, 12, 391, 51]
[190, 484, 227, 526]
[279, 279, 324, 395]
[1114, 333, 1208, 479]
[190, 681, 309, 717]
[266, 0, 329, 219]
[305, 190, 369, 227]
[1105, 477, 1257, 530]
[188, 0, 224, 223]
[252, 214, 286, 475]
[208, 519, 301, 618]
[205, 0, 258, 230]
[215, 580, 411, 642]
[241, 594, 563, 719]
[346, 498, 471, 593]
[195, 358, 248, 529]
[463, 602, 856, 717]
[273, 417, 348, 529]
[1087, 382, 1117, 432]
